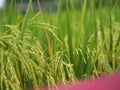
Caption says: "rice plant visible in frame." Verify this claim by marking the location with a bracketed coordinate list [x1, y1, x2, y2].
[0, 0, 120, 90]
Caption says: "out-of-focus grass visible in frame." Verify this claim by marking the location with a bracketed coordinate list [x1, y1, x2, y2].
[0, 0, 120, 90]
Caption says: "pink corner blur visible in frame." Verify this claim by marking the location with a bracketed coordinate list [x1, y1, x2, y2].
[56, 72, 120, 90]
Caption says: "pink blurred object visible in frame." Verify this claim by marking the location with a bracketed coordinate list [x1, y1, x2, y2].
[56, 72, 120, 90]
[30, 72, 120, 90]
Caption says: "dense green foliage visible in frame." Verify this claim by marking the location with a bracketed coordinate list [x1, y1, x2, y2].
[0, 0, 120, 90]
